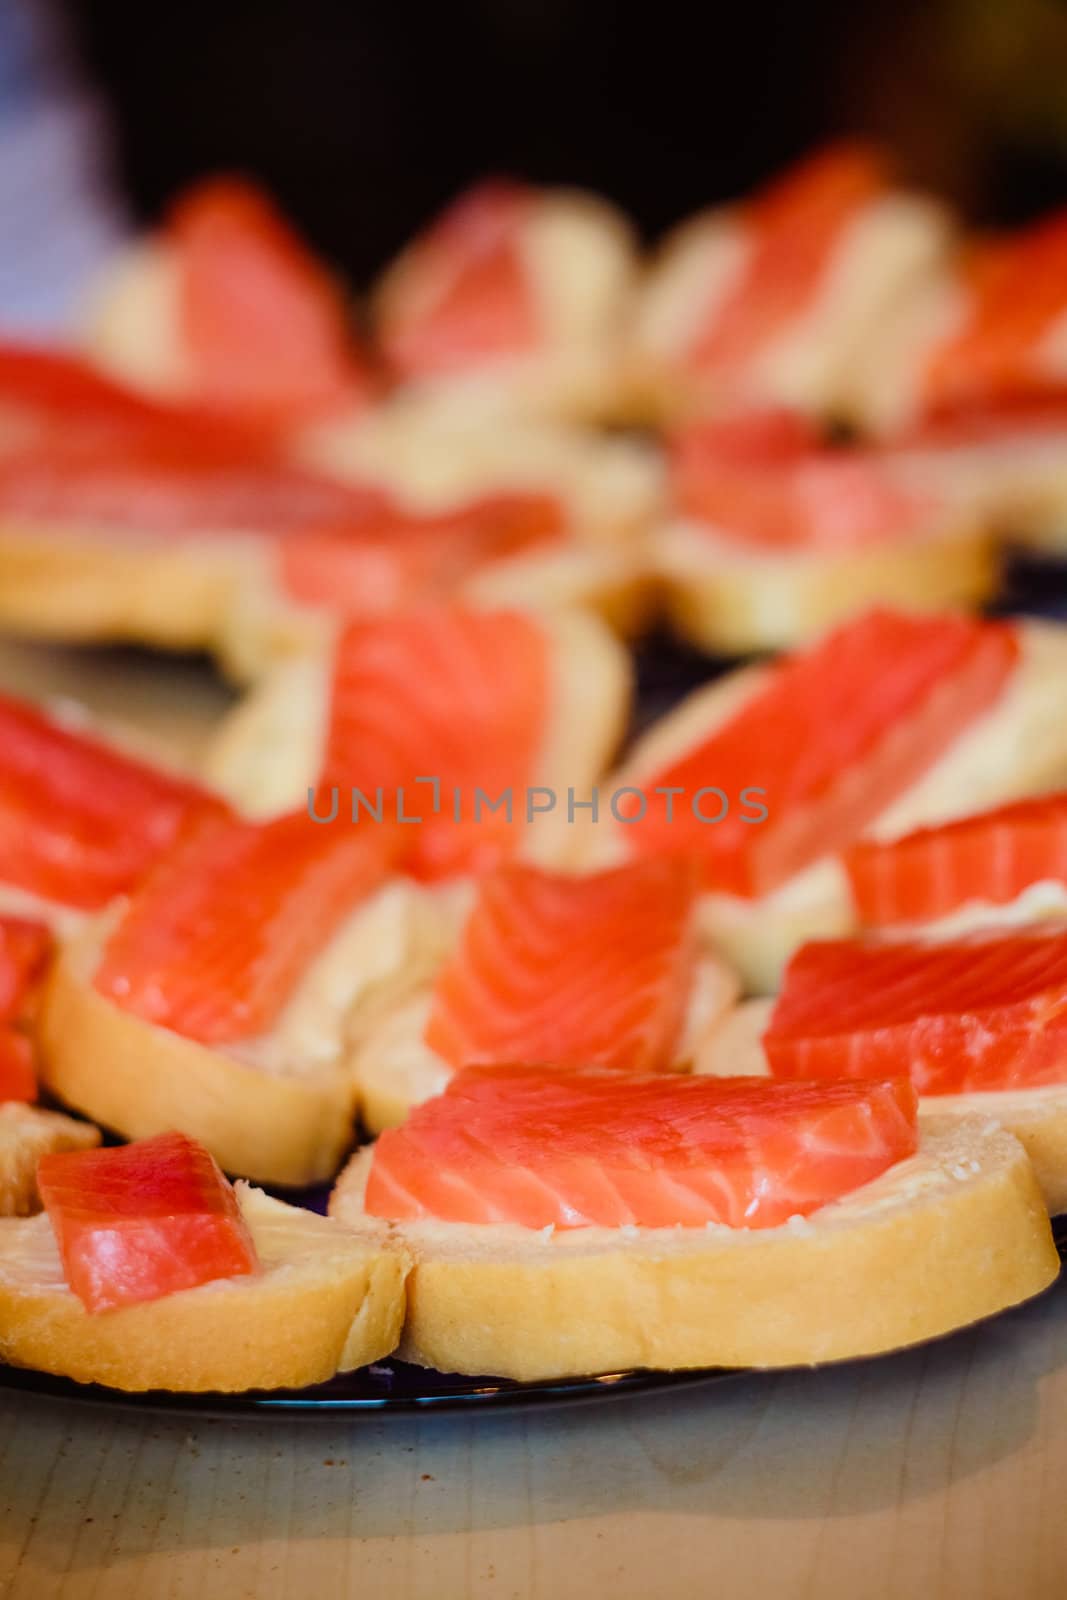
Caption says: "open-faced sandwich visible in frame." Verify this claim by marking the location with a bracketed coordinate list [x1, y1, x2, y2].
[626, 142, 953, 424]
[582, 606, 1067, 991]
[655, 410, 996, 653]
[206, 600, 631, 879]
[352, 858, 739, 1134]
[331, 1063, 1056, 1379]
[370, 178, 637, 424]
[38, 808, 404, 1186]
[0, 1132, 408, 1391]
[83, 176, 378, 437]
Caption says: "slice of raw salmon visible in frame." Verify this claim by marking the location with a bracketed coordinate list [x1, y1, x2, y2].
[425, 860, 698, 1071]
[766, 925, 1067, 1093]
[94, 809, 398, 1045]
[38, 1131, 258, 1313]
[168, 177, 376, 427]
[0, 695, 225, 911]
[690, 143, 888, 373]
[280, 492, 564, 616]
[381, 180, 539, 379]
[364, 1064, 918, 1230]
[846, 791, 1067, 927]
[923, 214, 1067, 414]
[670, 409, 938, 549]
[0, 917, 54, 1103]
[320, 605, 550, 879]
[627, 609, 1019, 898]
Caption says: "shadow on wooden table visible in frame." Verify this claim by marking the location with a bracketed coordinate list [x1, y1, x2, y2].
[0, 1272, 1063, 1580]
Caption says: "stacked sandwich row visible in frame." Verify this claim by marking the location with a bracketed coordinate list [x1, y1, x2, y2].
[4, 146, 1067, 675]
[0, 600, 1067, 1386]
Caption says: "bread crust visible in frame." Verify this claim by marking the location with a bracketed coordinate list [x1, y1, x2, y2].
[38, 931, 358, 1187]
[0, 1185, 408, 1392]
[658, 517, 997, 655]
[0, 522, 264, 669]
[0, 1104, 100, 1217]
[331, 1120, 1057, 1379]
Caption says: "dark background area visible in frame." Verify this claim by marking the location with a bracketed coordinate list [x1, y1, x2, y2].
[66, 0, 1067, 285]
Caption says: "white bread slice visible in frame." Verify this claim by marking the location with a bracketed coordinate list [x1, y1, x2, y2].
[0, 519, 268, 672]
[371, 190, 638, 425]
[352, 953, 740, 1136]
[586, 620, 1067, 992]
[625, 192, 953, 424]
[0, 1104, 100, 1217]
[656, 512, 997, 655]
[329, 1118, 1057, 1380]
[699, 997, 1067, 1216]
[206, 606, 632, 870]
[0, 1183, 408, 1392]
[35, 881, 445, 1187]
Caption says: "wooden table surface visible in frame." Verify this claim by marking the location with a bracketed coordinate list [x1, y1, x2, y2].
[0, 642, 1064, 1600]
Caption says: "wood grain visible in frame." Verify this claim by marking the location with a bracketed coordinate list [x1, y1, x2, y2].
[0, 1277, 1064, 1599]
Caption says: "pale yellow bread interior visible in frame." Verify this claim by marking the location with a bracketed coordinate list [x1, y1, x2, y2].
[656, 512, 997, 655]
[0, 520, 269, 672]
[206, 606, 632, 870]
[699, 996, 1067, 1216]
[625, 193, 953, 423]
[370, 190, 638, 423]
[580, 619, 1067, 992]
[0, 1103, 100, 1217]
[0, 1183, 408, 1392]
[330, 1118, 1057, 1380]
[352, 952, 740, 1136]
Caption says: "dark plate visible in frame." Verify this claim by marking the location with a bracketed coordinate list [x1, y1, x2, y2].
[0, 1357, 739, 1418]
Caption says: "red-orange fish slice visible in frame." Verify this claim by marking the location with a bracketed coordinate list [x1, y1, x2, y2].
[0, 916, 52, 1023]
[364, 1064, 919, 1230]
[923, 214, 1067, 414]
[627, 609, 1019, 898]
[0, 345, 173, 450]
[690, 143, 889, 374]
[766, 926, 1067, 1093]
[94, 809, 399, 1044]
[424, 859, 699, 1072]
[168, 177, 377, 428]
[279, 492, 564, 616]
[381, 180, 540, 379]
[0, 409, 391, 537]
[38, 1131, 258, 1313]
[320, 605, 550, 879]
[0, 694, 225, 911]
[846, 791, 1067, 927]
[671, 409, 937, 550]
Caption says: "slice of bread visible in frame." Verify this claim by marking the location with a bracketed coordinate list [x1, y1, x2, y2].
[0, 1104, 100, 1217]
[35, 881, 440, 1187]
[329, 1118, 1057, 1380]
[0, 1183, 408, 1392]
[588, 620, 1067, 992]
[656, 513, 997, 655]
[699, 996, 1067, 1216]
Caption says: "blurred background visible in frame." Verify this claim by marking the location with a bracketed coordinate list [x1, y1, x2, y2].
[6, 0, 1067, 321]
